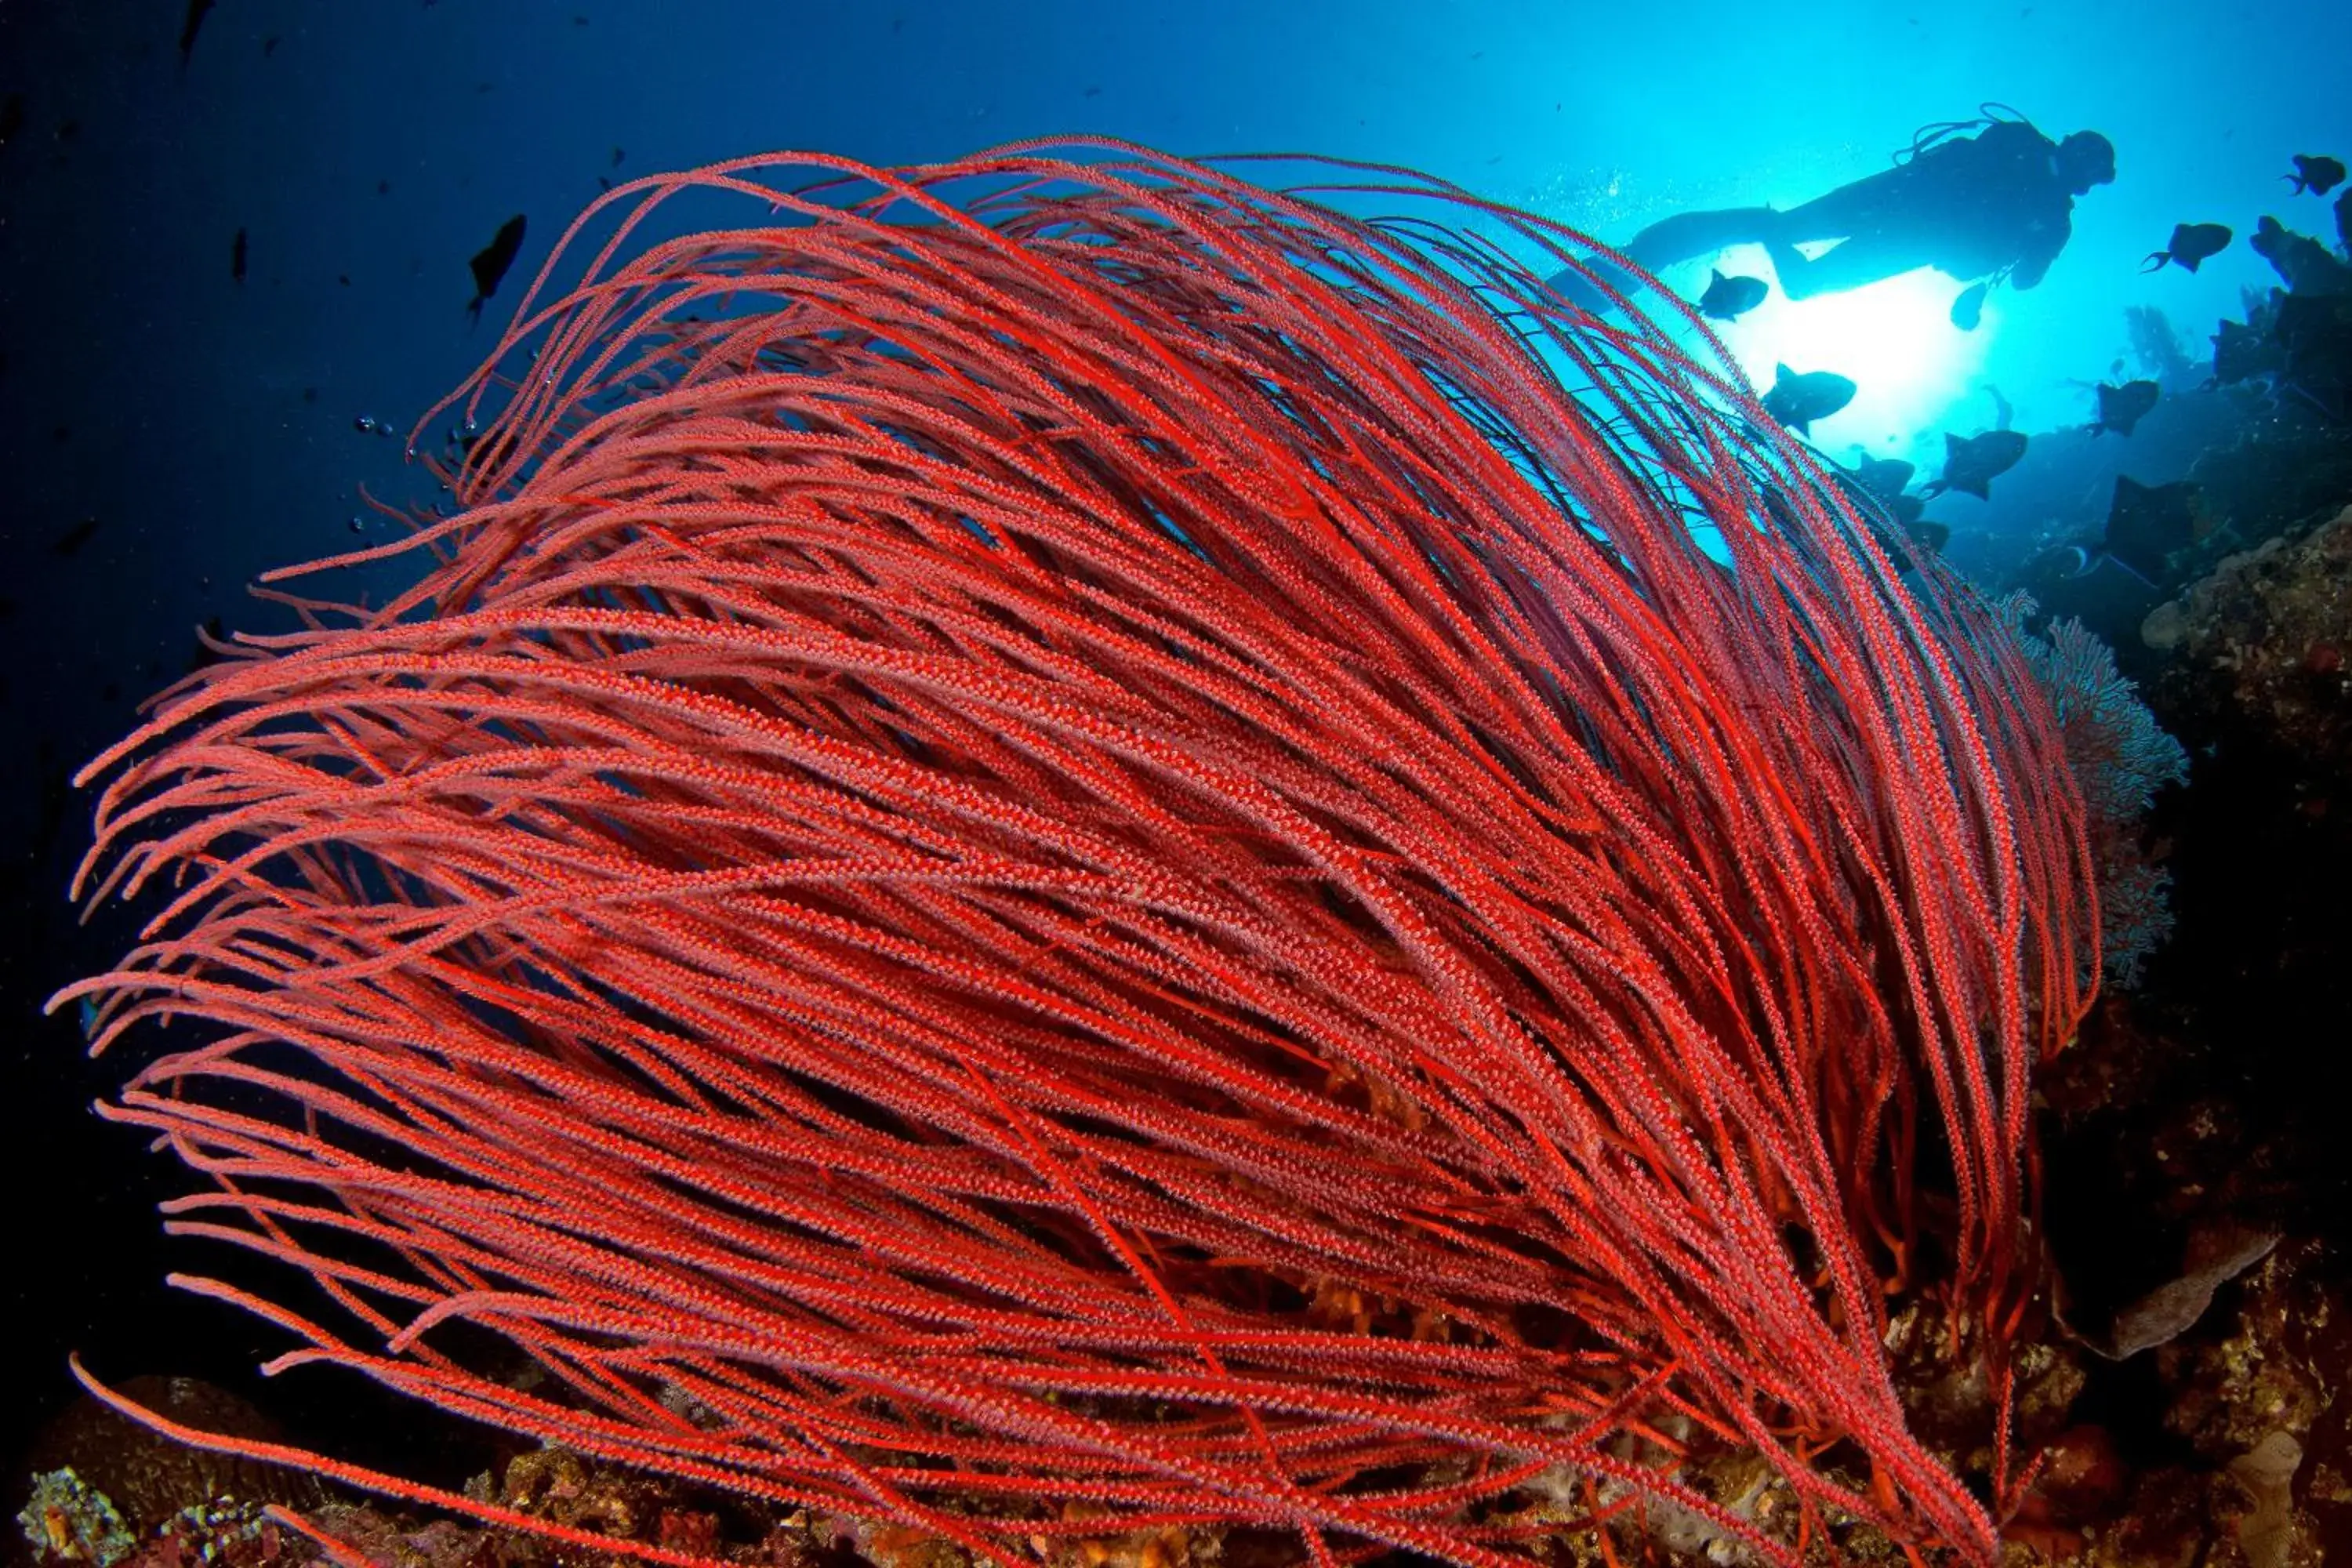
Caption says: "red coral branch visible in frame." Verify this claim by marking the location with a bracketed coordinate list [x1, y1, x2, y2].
[59, 142, 2093, 1566]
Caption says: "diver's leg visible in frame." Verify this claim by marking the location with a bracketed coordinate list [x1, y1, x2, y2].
[1762, 228, 1925, 300]
[1774, 168, 1907, 241]
[1541, 205, 1777, 312]
[1617, 207, 1780, 272]
[1541, 254, 1642, 312]
[1760, 169, 1926, 298]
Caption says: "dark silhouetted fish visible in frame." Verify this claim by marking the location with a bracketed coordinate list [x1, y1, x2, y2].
[1852, 454, 1915, 498]
[0, 92, 24, 148]
[230, 227, 247, 283]
[179, 0, 215, 68]
[2209, 317, 2283, 386]
[1697, 269, 1767, 321]
[2090, 379, 2160, 437]
[2249, 215, 2352, 296]
[1759, 364, 1856, 434]
[1950, 280, 1988, 331]
[2104, 476, 2209, 583]
[52, 516, 100, 557]
[2141, 222, 2231, 274]
[466, 213, 528, 325]
[1856, 503, 1942, 575]
[2284, 154, 2345, 196]
[1920, 429, 2027, 499]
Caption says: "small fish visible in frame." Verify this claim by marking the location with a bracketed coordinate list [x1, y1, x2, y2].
[1850, 454, 1915, 499]
[466, 213, 528, 325]
[2090, 379, 2160, 437]
[2283, 154, 2346, 197]
[1950, 280, 1988, 331]
[52, 516, 100, 557]
[179, 0, 215, 68]
[231, 226, 247, 282]
[2142, 222, 2231, 274]
[1858, 503, 1940, 575]
[2103, 476, 2209, 583]
[1696, 269, 1768, 321]
[1920, 429, 2027, 500]
[1759, 364, 1857, 434]
[0, 93, 25, 148]
[610, 146, 625, 167]
[263, 35, 279, 57]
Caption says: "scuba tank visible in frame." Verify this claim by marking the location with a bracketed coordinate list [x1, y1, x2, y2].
[1893, 101, 2039, 167]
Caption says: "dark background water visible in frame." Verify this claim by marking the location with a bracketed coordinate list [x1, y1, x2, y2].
[1, 0, 2343, 1481]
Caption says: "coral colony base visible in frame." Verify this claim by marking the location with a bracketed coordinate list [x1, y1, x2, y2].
[56, 143, 2094, 1567]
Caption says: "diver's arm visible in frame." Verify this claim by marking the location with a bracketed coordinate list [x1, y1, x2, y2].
[2009, 212, 2070, 289]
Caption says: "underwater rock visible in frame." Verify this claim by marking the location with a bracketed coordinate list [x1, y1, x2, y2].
[2229, 1431, 2305, 1568]
[15, 1469, 134, 1567]
[2076, 1221, 2279, 1359]
[2142, 503, 2352, 768]
[2249, 215, 2352, 297]
[21, 1377, 323, 1537]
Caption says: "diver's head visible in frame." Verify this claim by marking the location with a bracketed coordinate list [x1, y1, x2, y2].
[2058, 130, 2116, 194]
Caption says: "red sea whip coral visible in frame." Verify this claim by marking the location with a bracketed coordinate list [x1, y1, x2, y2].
[58, 143, 2093, 1566]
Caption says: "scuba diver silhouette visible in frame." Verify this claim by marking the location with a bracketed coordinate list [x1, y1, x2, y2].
[1549, 107, 2115, 315]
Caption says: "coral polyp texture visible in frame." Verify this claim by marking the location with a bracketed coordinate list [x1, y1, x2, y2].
[58, 143, 2094, 1567]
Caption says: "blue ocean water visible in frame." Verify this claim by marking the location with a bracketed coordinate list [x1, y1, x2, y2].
[1, 2, 2339, 822]
[1, 0, 2346, 1509]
